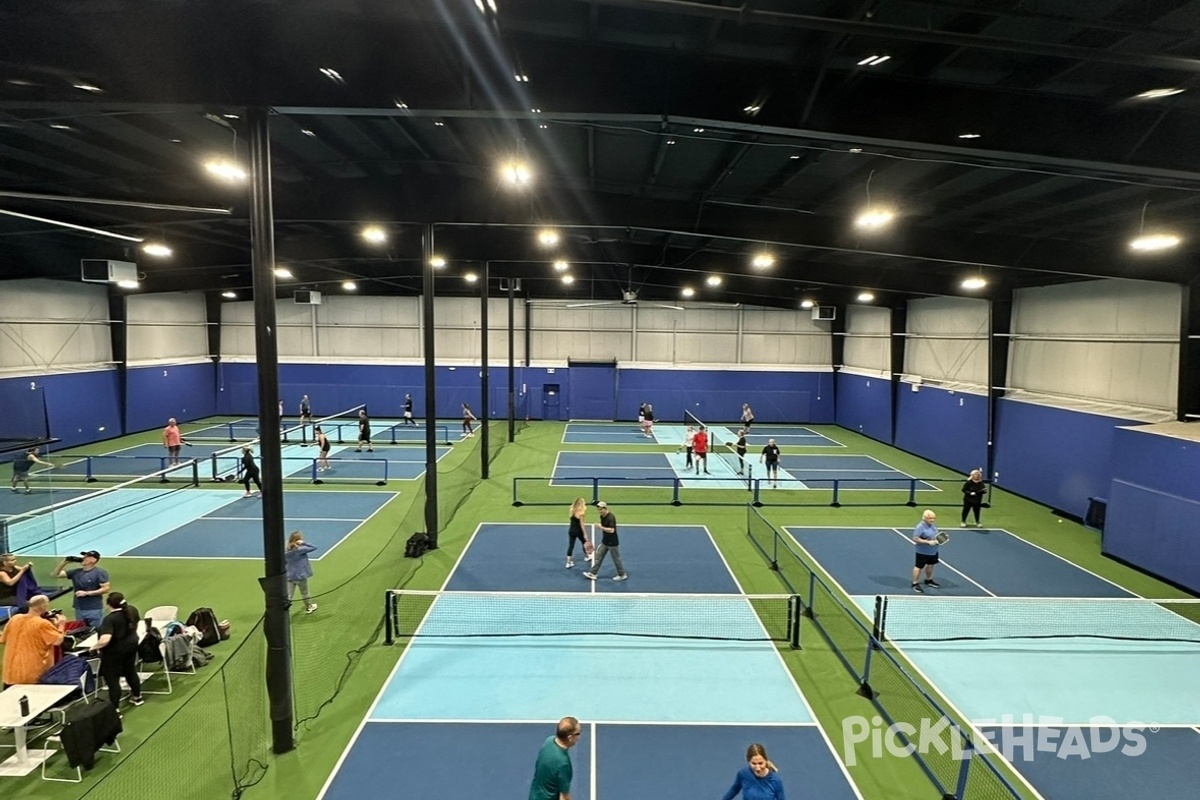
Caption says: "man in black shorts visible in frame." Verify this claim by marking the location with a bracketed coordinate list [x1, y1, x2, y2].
[355, 409, 373, 452]
[402, 393, 416, 426]
[760, 438, 781, 487]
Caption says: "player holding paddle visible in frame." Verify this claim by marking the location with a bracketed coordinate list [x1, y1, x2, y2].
[911, 509, 943, 593]
[565, 497, 592, 569]
[10, 447, 52, 494]
[162, 417, 191, 466]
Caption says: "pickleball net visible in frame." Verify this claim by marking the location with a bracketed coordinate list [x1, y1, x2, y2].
[878, 595, 1200, 644]
[209, 404, 365, 482]
[684, 408, 721, 447]
[0, 459, 199, 556]
[384, 589, 801, 646]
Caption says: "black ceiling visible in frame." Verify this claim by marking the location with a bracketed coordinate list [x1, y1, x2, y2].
[1, 0, 1198, 309]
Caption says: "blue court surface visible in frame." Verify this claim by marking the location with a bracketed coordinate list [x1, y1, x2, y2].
[563, 421, 843, 448]
[8, 489, 396, 560]
[316, 522, 863, 800]
[785, 525, 1200, 799]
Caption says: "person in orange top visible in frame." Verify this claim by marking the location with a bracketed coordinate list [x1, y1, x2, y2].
[0, 595, 66, 688]
[163, 417, 184, 466]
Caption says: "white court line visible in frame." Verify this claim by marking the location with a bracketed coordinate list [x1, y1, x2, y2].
[987, 527, 1137, 598]
[202, 516, 368, 522]
[590, 722, 598, 800]
[887, 528, 996, 596]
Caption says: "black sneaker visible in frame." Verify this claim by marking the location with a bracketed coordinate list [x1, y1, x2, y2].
[924, 579, 941, 588]
[912, 583, 924, 593]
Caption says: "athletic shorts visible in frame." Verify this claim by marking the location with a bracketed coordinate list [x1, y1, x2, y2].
[168, 445, 182, 456]
[403, 411, 412, 418]
[915, 552, 940, 568]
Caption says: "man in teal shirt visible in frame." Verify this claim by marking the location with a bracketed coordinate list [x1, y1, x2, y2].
[529, 717, 581, 800]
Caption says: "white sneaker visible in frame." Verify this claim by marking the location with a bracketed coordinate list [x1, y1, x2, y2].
[960, 522, 966, 527]
[582, 572, 597, 581]
[305, 604, 318, 614]
[565, 558, 574, 569]
[613, 575, 628, 582]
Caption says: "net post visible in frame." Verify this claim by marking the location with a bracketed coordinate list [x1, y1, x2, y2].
[671, 478, 681, 506]
[227, 422, 235, 441]
[191, 458, 199, 488]
[952, 741, 974, 800]
[377, 459, 388, 487]
[907, 479, 918, 507]
[752, 478, 763, 507]
[831, 479, 841, 507]
[591, 478, 599, 505]
[159, 457, 169, 482]
[806, 571, 816, 618]
[788, 595, 802, 650]
[311, 459, 320, 485]
[383, 590, 395, 646]
[85, 456, 96, 483]
[511, 478, 522, 507]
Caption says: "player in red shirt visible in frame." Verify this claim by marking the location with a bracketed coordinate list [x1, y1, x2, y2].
[693, 426, 710, 474]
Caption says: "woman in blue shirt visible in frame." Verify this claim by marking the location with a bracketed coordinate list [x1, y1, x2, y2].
[721, 743, 786, 800]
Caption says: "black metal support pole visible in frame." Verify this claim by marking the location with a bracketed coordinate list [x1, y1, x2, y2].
[246, 107, 294, 755]
[480, 262, 490, 478]
[107, 287, 128, 434]
[889, 306, 907, 447]
[508, 279, 516, 442]
[987, 291, 1012, 481]
[205, 292, 223, 413]
[423, 224, 439, 548]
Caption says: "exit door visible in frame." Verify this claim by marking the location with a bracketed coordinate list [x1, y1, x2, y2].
[542, 384, 562, 421]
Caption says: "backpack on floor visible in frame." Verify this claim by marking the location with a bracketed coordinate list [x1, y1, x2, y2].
[404, 532, 432, 559]
[185, 607, 221, 648]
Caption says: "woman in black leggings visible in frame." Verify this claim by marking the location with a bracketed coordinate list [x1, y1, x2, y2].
[241, 445, 262, 497]
[90, 592, 144, 707]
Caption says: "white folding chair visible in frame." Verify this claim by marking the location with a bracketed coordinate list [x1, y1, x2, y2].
[40, 733, 119, 783]
[144, 605, 177, 630]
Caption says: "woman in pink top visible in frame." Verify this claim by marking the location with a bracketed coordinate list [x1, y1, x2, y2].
[163, 418, 183, 466]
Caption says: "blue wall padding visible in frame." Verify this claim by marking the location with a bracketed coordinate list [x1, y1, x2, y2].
[894, 384, 989, 474]
[992, 399, 1137, 519]
[0, 370, 122, 449]
[1103, 480, 1200, 593]
[1101, 425, 1200, 592]
[834, 372, 892, 444]
[568, 365, 617, 420]
[125, 362, 217, 433]
[615, 370, 833, 424]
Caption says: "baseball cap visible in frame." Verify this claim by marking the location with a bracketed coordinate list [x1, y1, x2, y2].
[81, 550, 101, 560]
[596, 501, 608, 509]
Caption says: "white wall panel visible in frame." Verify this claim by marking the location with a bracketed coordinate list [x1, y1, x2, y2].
[842, 305, 891, 373]
[127, 292, 208, 363]
[0, 279, 111, 372]
[904, 297, 989, 387]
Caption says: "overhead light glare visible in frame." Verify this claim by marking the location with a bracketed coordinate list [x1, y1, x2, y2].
[849, 147, 863, 153]
[464, 272, 479, 284]
[433, 120, 445, 127]
[693, 127, 705, 133]
[301, 129, 316, 137]
[961, 277, 987, 290]
[361, 225, 388, 244]
[531, 108, 541, 113]
[1129, 233, 1181, 252]
[561, 275, 574, 285]
[342, 281, 358, 291]
[553, 260, 569, 272]
[666, 139, 676, 145]
[857, 292, 876, 303]
[204, 160, 247, 182]
[514, 74, 529, 83]
[958, 133, 982, 139]
[539, 124, 548, 129]
[169, 138, 182, 143]
[430, 256, 447, 268]
[73, 83, 103, 93]
[800, 299, 815, 309]
[142, 243, 173, 258]
[222, 113, 240, 120]
[319, 67, 345, 84]
[789, 154, 801, 160]
[501, 160, 532, 187]
[751, 253, 775, 270]
[706, 275, 722, 287]
[116, 280, 139, 290]
[49, 123, 73, 131]
[487, 0, 497, 11]
[222, 291, 237, 299]
[855, 208, 895, 230]
[394, 99, 409, 109]
[537, 229, 560, 247]
[858, 55, 890, 66]
[743, 104, 761, 114]
[274, 267, 293, 279]
[1134, 88, 1185, 100]
[681, 287, 695, 298]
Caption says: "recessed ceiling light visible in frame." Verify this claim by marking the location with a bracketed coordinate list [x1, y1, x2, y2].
[855, 208, 895, 229]
[539, 124, 548, 129]
[1134, 88, 1185, 100]
[361, 225, 387, 244]
[7, 79, 36, 87]
[743, 104, 761, 114]
[48, 123, 73, 131]
[531, 108, 541, 113]
[394, 99, 409, 109]
[751, 253, 775, 269]
[552, 260, 569, 272]
[222, 291, 237, 299]
[789, 154, 801, 160]
[961, 277, 987, 290]
[142, 243, 173, 258]
[706, 275, 722, 287]
[301, 129, 316, 137]
[666, 139, 676, 145]
[274, 267, 293, 279]
[958, 133, 982, 139]
[319, 67, 345, 84]
[681, 287, 696, 298]
[342, 281, 358, 291]
[514, 74, 529, 83]
[693, 127, 705, 133]
[169, 138, 182, 143]
[849, 147, 863, 153]
[431, 256, 446, 268]
[537, 229, 560, 247]
[857, 55, 890, 66]
[117, 280, 140, 290]
[433, 120, 445, 127]
[799, 299, 815, 309]
[561, 275, 574, 285]
[1129, 233, 1182, 252]
[857, 291, 875, 302]
[464, 272, 479, 284]
[204, 160, 247, 182]
[222, 113, 240, 120]
[501, 161, 532, 186]
[73, 83, 103, 93]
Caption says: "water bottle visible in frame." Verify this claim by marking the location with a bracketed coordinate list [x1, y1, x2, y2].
[19, 695, 29, 717]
